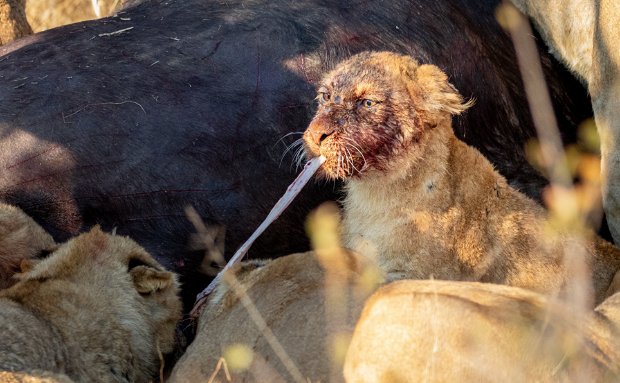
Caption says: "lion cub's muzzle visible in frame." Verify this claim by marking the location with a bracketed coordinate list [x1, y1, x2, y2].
[304, 117, 337, 153]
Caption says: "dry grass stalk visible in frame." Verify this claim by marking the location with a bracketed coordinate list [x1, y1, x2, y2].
[497, 4, 601, 380]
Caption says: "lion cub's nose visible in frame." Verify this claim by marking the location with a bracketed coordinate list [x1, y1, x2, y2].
[307, 120, 336, 146]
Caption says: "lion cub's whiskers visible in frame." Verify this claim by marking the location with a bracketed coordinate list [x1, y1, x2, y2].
[280, 137, 304, 167]
[342, 137, 367, 170]
[293, 144, 307, 170]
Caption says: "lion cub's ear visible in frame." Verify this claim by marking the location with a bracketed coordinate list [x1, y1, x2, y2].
[130, 264, 174, 294]
[413, 64, 473, 116]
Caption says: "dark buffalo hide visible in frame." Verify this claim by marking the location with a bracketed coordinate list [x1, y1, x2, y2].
[0, 0, 591, 307]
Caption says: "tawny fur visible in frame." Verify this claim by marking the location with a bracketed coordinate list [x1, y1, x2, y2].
[0, 203, 56, 289]
[509, 0, 620, 247]
[0, 226, 182, 383]
[508, 0, 594, 83]
[0, 0, 140, 40]
[344, 279, 620, 382]
[25, 0, 140, 32]
[304, 51, 620, 305]
[0, 370, 74, 382]
[170, 251, 376, 383]
[0, 0, 32, 45]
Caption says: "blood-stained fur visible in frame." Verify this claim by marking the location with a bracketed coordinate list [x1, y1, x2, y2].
[304, 51, 620, 304]
[0, 0, 591, 306]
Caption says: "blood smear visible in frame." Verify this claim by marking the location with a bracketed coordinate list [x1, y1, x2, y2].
[191, 155, 326, 314]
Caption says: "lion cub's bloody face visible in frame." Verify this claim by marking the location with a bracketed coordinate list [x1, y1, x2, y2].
[303, 52, 425, 180]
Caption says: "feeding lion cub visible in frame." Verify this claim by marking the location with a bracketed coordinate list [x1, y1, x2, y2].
[0, 226, 182, 382]
[304, 51, 620, 304]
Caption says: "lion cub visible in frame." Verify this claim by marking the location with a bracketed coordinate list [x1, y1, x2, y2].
[0, 203, 56, 289]
[0, 226, 182, 382]
[345, 280, 620, 382]
[170, 250, 374, 383]
[303, 51, 620, 304]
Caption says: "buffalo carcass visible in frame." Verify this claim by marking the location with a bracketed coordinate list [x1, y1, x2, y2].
[0, 0, 591, 307]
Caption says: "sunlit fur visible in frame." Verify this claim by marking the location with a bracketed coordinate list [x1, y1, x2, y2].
[306, 51, 620, 305]
[345, 280, 620, 382]
[0, 0, 31, 45]
[509, 0, 620, 249]
[304, 52, 470, 180]
[169, 251, 373, 383]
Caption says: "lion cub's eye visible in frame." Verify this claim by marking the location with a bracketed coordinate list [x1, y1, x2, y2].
[318, 92, 331, 103]
[361, 99, 376, 108]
